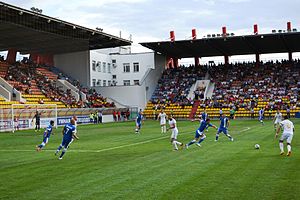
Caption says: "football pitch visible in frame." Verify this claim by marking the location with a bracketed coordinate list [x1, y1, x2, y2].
[0, 119, 299, 200]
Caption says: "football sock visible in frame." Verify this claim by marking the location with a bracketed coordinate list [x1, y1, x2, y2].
[56, 145, 63, 153]
[163, 126, 166, 133]
[197, 138, 205, 144]
[175, 141, 182, 145]
[187, 139, 196, 146]
[197, 135, 206, 144]
[279, 142, 284, 152]
[161, 126, 164, 133]
[287, 144, 291, 152]
[60, 148, 67, 158]
[172, 141, 178, 150]
[215, 134, 219, 141]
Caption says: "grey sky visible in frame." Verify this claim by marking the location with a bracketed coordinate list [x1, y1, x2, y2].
[2, 0, 300, 54]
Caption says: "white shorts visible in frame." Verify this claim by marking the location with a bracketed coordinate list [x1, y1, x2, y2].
[274, 120, 281, 124]
[171, 128, 179, 140]
[280, 132, 293, 144]
[160, 119, 166, 125]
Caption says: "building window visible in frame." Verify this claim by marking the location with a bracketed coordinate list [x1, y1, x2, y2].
[123, 80, 130, 86]
[97, 79, 101, 86]
[103, 80, 106, 86]
[133, 62, 139, 72]
[103, 62, 106, 73]
[123, 63, 130, 73]
[108, 80, 111, 86]
[92, 79, 96, 87]
[107, 63, 111, 73]
[92, 60, 96, 71]
[134, 80, 140, 85]
[97, 61, 101, 72]
[112, 75, 117, 79]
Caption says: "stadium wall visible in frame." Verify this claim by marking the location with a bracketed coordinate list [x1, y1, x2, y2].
[53, 51, 90, 87]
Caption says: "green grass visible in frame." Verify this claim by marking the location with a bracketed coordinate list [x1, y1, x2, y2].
[0, 119, 299, 200]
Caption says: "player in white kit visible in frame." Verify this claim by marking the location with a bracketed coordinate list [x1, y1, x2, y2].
[167, 116, 184, 151]
[275, 115, 295, 156]
[273, 110, 282, 131]
[158, 110, 167, 134]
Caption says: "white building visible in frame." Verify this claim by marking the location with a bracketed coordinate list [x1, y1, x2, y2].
[89, 49, 166, 109]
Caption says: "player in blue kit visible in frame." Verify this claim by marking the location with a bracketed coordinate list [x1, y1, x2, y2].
[215, 114, 233, 141]
[135, 111, 144, 134]
[36, 120, 55, 151]
[186, 118, 217, 148]
[55, 119, 79, 160]
[258, 108, 264, 125]
[200, 109, 209, 132]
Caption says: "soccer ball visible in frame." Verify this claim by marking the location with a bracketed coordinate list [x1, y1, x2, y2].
[254, 144, 260, 149]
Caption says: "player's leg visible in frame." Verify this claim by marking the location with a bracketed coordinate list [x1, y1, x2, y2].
[55, 140, 64, 155]
[279, 140, 284, 155]
[59, 141, 70, 159]
[135, 123, 141, 134]
[224, 129, 233, 141]
[163, 124, 167, 133]
[286, 134, 293, 156]
[215, 128, 221, 141]
[196, 134, 206, 146]
[186, 130, 200, 148]
[161, 124, 164, 134]
[68, 138, 74, 148]
[37, 137, 48, 151]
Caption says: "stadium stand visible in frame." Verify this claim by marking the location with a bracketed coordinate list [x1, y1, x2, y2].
[0, 60, 116, 109]
[143, 60, 300, 119]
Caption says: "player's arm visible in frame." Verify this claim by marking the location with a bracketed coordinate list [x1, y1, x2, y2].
[73, 132, 79, 140]
[209, 123, 218, 129]
[275, 124, 282, 138]
[167, 124, 175, 131]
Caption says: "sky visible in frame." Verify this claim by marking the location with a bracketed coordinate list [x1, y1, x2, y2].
[2, 0, 300, 63]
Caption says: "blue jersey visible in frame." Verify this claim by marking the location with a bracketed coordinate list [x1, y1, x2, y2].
[43, 124, 53, 138]
[201, 112, 208, 121]
[198, 120, 212, 132]
[63, 123, 76, 141]
[219, 117, 229, 129]
[136, 114, 143, 124]
[259, 109, 264, 116]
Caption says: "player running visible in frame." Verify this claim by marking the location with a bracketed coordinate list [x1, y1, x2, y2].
[68, 115, 78, 148]
[167, 116, 184, 151]
[36, 120, 55, 151]
[273, 110, 282, 131]
[135, 111, 144, 134]
[186, 118, 217, 148]
[275, 116, 294, 156]
[258, 108, 264, 125]
[158, 110, 167, 134]
[55, 119, 79, 160]
[215, 114, 233, 142]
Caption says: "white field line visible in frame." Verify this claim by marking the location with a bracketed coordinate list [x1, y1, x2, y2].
[0, 127, 251, 153]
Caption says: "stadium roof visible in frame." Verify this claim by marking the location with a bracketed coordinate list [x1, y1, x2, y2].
[140, 32, 300, 58]
[0, 2, 131, 55]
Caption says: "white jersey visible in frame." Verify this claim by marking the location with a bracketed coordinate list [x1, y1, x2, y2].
[158, 112, 167, 125]
[274, 112, 282, 123]
[169, 118, 179, 138]
[280, 119, 294, 135]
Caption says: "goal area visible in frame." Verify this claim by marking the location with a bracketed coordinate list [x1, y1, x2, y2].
[0, 104, 57, 133]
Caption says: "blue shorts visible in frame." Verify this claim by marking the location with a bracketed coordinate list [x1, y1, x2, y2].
[136, 122, 141, 128]
[195, 129, 204, 139]
[61, 137, 72, 148]
[217, 127, 228, 135]
[259, 116, 264, 121]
